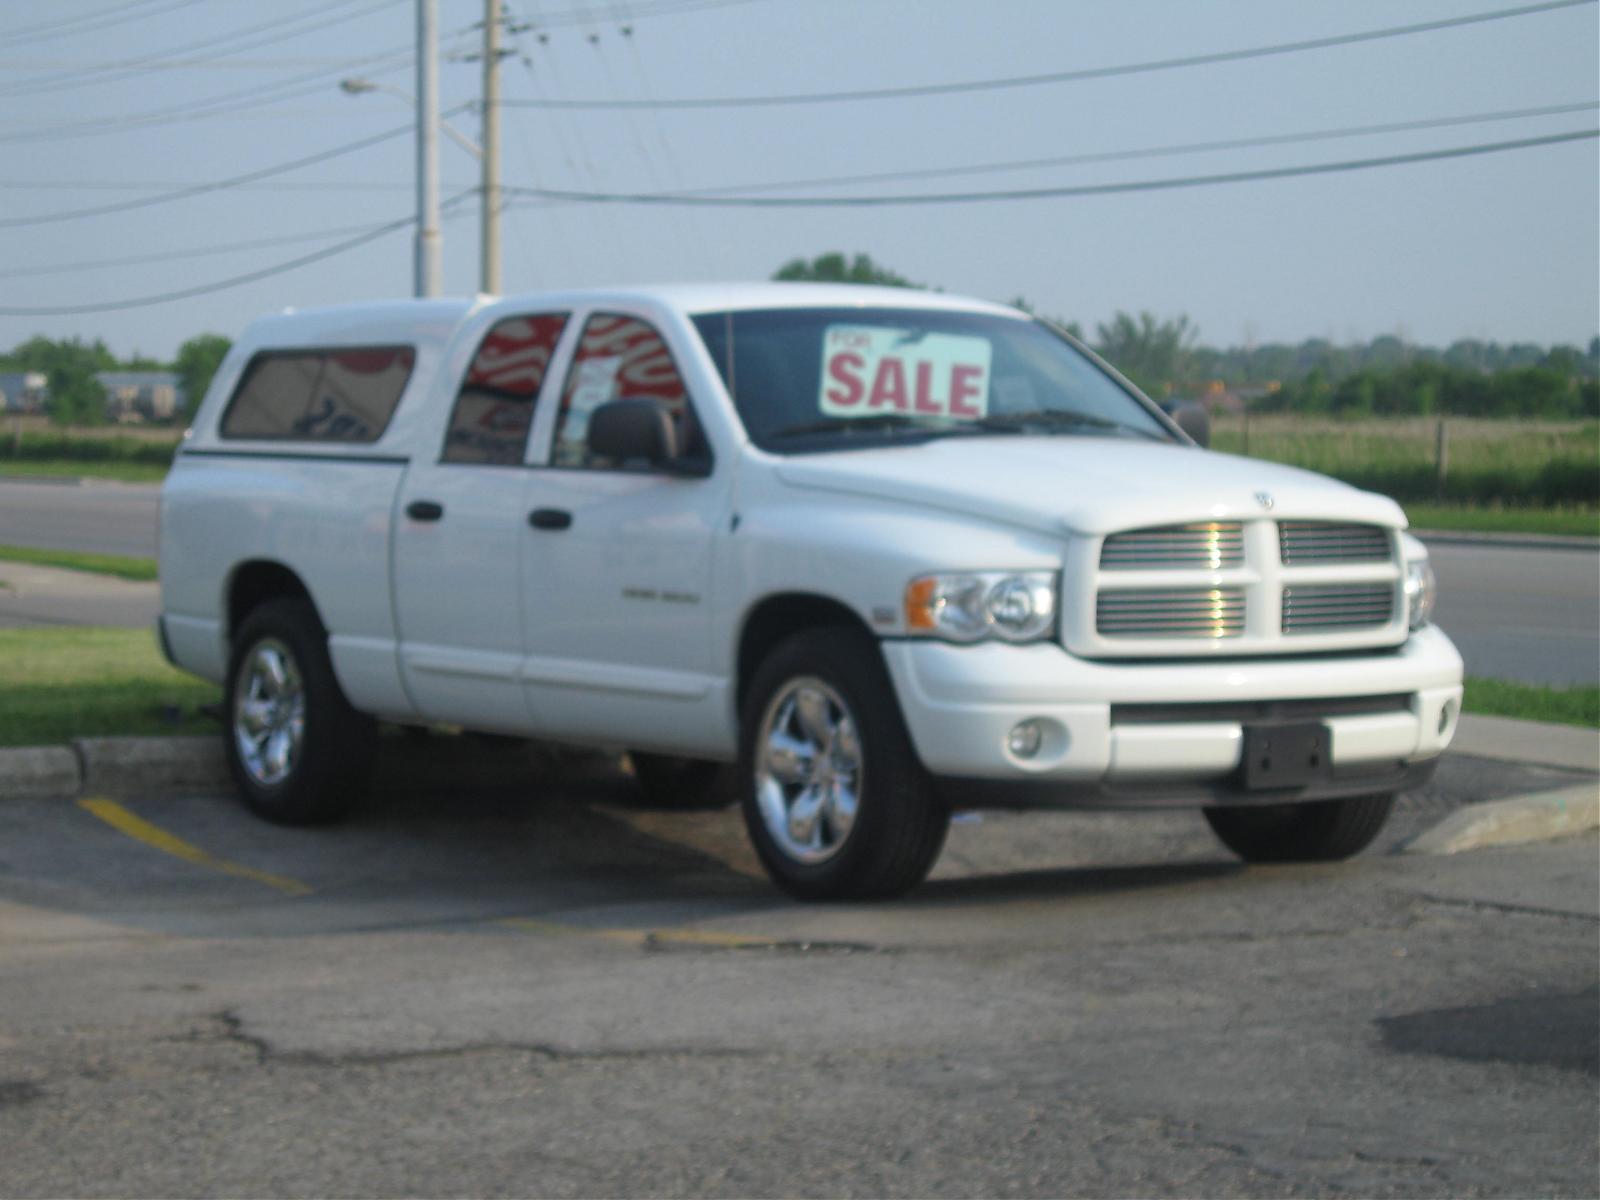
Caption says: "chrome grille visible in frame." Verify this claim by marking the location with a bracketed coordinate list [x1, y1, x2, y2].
[1282, 584, 1395, 633]
[1097, 587, 1246, 639]
[1100, 522, 1244, 570]
[1279, 521, 1391, 565]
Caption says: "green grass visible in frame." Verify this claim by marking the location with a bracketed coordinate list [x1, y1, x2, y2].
[1211, 416, 1598, 509]
[0, 627, 220, 747]
[0, 458, 171, 483]
[1403, 505, 1600, 537]
[1463, 677, 1600, 729]
[0, 544, 158, 582]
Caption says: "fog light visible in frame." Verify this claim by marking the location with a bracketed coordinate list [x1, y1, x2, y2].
[1438, 700, 1455, 735]
[1008, 719, 1044, 758]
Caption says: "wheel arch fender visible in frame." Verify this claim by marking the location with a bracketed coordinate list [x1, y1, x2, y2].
[225, 560, 323, 644]
[734, 591, 879, 720]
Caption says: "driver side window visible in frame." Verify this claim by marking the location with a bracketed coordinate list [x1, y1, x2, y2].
[550, 313, 704, 471]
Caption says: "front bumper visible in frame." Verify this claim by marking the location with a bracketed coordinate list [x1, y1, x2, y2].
[881, 624, 1464, 807]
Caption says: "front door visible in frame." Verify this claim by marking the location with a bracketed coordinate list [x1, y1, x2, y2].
[518, 312, 732, 756]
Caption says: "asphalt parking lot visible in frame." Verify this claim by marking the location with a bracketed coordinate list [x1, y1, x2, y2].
[1, 740, 1596, 1198]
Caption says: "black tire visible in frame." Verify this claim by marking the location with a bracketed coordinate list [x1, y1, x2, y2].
[1203, 793, 1395, 863]
[224, 597, 376, 826]
[629, 753, 739, 810]
[738, 627, 949, 901]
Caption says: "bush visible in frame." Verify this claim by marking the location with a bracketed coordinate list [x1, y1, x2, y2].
[6, 431, 177, 467]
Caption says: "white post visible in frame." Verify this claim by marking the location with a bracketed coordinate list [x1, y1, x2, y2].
[415, 0, 443, 298]
[481, 0, 502, 294]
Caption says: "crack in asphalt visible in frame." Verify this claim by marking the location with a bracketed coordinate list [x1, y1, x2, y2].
[0, 1080, 45, 1109]
[199, 1010, 765, 1071]
[1410, 892, 1600, 923]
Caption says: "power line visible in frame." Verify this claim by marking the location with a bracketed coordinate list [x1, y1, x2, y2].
[0, 218, 426, 281]
[632, 101, 1600, 198]
[13, 100, 1586, 206]
[0, 193, 477, 317]
[0, 178, 436, 196]
[0, 0, 402, 98]
[0, 36, 448, 143]
[0, 114, 474, 229]
[0, 16, 478, 144]
[497, 129, 1599, 208]
[512, 0, 767, 30]
[0, 222, 411, 318]
[0, 0, 206, 53]
[498, 0, 1597, 110]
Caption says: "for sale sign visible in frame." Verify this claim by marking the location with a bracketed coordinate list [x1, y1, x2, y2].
[819, 325, 991, 420]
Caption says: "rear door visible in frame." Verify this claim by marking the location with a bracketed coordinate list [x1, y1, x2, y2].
[391, 312, 569, 730]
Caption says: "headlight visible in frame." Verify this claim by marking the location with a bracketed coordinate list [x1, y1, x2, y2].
[1404, 559, 1437, 630]
[905, 571, 1057, 643]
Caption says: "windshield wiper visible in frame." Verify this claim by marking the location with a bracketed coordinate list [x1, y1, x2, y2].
[767, 414, 940, 439]
[971, 409, 1167, 441]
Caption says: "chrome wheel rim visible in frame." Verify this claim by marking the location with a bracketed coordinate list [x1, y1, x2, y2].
[754, 676, 861, 865]
[232, 638, 305, 788]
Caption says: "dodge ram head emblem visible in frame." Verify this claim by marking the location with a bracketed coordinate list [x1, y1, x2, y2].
[1255, 491, 1275, 509]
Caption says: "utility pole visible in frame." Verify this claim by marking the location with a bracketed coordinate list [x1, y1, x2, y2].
[481, 0, 502, 294]
[415, 0, 443, 298]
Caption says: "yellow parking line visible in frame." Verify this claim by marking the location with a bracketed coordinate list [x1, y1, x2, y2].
[78, 798, 313, 897]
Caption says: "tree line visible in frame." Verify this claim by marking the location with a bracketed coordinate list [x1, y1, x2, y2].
[774, 252, 1600, 419]
[0, 333, 229, 425]
[4, 252, 1597, 424]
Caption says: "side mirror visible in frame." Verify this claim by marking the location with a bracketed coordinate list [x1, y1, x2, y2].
[588, 398, 679, 466]
[1162, 402, 1211, 448]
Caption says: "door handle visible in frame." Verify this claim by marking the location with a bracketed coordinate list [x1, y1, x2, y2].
[528, 508, 572, 530]
[405, 499, 444, 522]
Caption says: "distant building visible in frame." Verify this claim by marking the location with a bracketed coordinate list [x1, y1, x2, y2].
[95, 371, 185, 422]
[1197, 379, 1281, 414]
[0, 371, 47, 414]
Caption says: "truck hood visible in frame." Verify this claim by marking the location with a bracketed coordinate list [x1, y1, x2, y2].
[771, 437, 1407, 536]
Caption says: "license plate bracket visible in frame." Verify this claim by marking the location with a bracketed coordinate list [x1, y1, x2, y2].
[1241, 722, 1331, 790]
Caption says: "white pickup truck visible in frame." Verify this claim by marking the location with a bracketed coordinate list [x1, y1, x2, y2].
[159, 283, 1463, 899]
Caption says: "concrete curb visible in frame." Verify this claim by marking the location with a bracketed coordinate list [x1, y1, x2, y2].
[1403, 783, 1599, 855]
[76, 736, 228, 795]
[0, 737, 227, 802]
[1452, 714, 1600, 773]
[1, 746, 82, 800]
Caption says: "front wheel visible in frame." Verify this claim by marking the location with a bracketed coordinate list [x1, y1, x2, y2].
[739, 628, 948, 900]
[1203, 793, 1395, 863]
[224, 597, 376, 825]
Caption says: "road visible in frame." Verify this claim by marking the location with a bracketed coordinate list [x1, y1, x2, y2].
[1427, 541, 1600, 685]
[0, 741, 1594, 1198]
[1, 477, 1595, 683]
[0, 477, 159, 558]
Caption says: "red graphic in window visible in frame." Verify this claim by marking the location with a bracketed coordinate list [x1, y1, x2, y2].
[467, 315, 568, 396]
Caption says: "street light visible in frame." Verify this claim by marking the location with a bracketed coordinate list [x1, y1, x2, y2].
[340, 78, 486, 161]
[344, 65, 503, 294]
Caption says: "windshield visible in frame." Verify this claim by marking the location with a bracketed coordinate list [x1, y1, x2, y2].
[692, 307, 1173, 453]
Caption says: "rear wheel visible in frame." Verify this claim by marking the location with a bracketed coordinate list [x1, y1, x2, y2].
[1203, 793, 1395, 863]
[739, 628, 948, 900]
[224, 597, 375, 825]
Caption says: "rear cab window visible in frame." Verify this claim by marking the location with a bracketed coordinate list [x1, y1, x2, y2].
[220, 346, 415, 443]
[441, 314, 568, 465]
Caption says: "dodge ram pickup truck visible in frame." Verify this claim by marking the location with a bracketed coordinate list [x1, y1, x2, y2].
[158, 283, 1463, 899]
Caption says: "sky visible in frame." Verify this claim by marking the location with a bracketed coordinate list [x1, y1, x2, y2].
[1, 0, 1596, 362]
